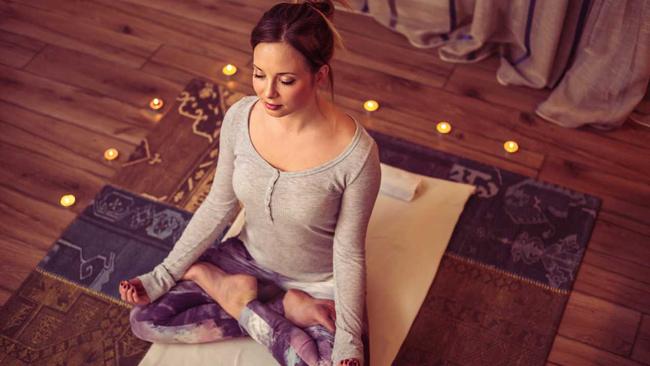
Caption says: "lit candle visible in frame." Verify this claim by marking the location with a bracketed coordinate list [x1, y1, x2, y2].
[436, 121, 452, 134]
[503, 140, 519, 154]
[363, 100, 379, 112]
[222, 64, 237, 76]
[149, 98, 164, 111]
[104, 148, 119, 161]
[60, 194, 76, 207]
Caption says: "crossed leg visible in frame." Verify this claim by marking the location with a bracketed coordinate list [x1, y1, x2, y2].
[128, 237, 335, 366]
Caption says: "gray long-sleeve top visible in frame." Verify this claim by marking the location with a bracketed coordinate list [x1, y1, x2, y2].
[137, 95, 381, 364]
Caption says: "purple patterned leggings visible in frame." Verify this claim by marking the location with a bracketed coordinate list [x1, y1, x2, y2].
[128, 237, 335, 366]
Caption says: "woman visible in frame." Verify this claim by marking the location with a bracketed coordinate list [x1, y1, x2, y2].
[119, 1, 380, 365]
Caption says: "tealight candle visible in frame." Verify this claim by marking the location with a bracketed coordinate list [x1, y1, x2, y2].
[104, 148, 119, 161]
[60, 194, 76, 207]
[436, 121, 452, 134]
[503, 140, 519, 153]
[149, 98, 164, 111]
[222, 64, 237, 76]
[363, 100, 379, 112]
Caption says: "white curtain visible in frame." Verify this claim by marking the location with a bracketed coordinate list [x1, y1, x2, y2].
[342, 0, 650, 129]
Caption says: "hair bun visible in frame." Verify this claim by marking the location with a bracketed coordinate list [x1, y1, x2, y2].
[306, 0, 335, 18]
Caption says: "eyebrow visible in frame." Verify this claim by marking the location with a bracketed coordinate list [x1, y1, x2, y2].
[253, 64, 296, 76]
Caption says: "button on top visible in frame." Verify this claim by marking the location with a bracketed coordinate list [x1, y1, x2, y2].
[265, 169, 281, 222]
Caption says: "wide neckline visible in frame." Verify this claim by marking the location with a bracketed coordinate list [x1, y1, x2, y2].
[244, 96, 362, 177]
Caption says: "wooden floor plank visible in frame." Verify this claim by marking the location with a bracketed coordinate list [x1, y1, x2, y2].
[574, 263, 650, 314]
[598, 211, 650, 238]
[0, 236, 46, 293]
[0, 100, 135, 169]
[548, 335, 645, 366]
[20, 0, 252, 66]
[558, 291, 641, 357]
[0, 29, 44, 68]
[0, 184, 77, 252]
[25, 45, 183, 110]
[0, 1, 159, 68]
[588, 219, 650, 271]
[632, 315, 650, 364]
[118, 0, 258, 37]
[0, 142, 106, 216]
[141, 60, 197, 87]
[0, 64, 151, 145]
[100, 0, 251, 55]
[0, 120, 115, 180]
[583, 250, 650, 290]
[445, 62, 551, 114]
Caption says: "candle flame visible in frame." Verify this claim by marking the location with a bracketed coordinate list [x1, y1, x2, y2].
[60, 194, 76, 207]
[436, 121, 452, 134]
[363, 100, 379, 112]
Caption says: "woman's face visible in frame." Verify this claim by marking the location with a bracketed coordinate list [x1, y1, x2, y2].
[252, 42, 326, 118]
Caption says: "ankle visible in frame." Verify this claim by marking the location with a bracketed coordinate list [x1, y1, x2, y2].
[182, 263, 204, 282]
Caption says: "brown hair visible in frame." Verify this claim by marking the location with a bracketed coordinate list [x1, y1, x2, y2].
[250, 1, 347, 100]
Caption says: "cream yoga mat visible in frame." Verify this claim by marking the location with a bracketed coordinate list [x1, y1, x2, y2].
[139, 169, 475, 366]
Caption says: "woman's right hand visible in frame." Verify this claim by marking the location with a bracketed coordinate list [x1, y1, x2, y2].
[119, 278, 151, 305]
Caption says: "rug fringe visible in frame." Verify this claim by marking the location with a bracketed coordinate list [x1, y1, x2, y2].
[445, 253, 570, 295]
[34, 267, 133, 308]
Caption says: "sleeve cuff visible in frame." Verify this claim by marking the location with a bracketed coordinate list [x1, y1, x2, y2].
[137, 264, 177, 303]
[332, 331, 365, 366]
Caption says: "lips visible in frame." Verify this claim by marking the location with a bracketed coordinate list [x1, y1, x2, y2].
[264, 102, 282, 110]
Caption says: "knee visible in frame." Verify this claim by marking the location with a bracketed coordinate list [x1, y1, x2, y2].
[128, 306, 166, 343]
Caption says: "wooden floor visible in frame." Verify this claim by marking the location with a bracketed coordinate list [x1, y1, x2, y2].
[1, 0, 649, 364]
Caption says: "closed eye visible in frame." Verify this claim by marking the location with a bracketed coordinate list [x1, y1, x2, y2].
[253, 74, 295, 85]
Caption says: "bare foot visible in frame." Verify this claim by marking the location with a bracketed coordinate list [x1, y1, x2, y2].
[186, 262, 258, 319]
[283, 289, 336, 332]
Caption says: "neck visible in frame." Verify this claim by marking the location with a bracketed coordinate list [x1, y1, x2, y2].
[272, 93, 334, 135]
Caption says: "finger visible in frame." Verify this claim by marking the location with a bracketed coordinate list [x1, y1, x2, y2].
[119, 283, 127, 301]
[124, 286, 132, 303]
[126, 286, 136, 304]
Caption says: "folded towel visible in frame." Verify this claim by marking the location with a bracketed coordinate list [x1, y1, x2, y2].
[379, 163, 422, 202]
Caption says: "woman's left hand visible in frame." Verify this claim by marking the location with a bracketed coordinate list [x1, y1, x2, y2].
[338, 359, 360, 366]
[283, 289, 336, 332]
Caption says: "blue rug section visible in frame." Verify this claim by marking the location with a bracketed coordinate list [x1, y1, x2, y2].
[369, 130, 601, 291]
[37, 185, 224, 300]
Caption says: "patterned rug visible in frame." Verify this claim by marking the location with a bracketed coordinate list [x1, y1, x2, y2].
[0, 78, 600, 366]
[0, 269, 150, 365]
[368, 131, 600, 365]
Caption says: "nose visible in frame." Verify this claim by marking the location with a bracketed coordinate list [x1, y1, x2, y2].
[264, 79, 279, 99]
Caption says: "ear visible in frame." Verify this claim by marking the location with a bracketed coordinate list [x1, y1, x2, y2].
[315, 64, 330, 86]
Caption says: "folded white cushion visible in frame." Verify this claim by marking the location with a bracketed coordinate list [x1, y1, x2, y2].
[379, 163, 422, 202]
[139, 166, 475, 366]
